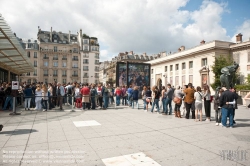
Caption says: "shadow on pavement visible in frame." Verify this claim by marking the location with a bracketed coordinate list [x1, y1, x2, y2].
[0, 129, 38, 135]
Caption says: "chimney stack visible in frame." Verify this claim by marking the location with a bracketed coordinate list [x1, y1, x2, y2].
[200, 40, 205, 45]
[180, 46, 185, 51]
[50, 27, 52, 42]
[236, 33, 243, 43]
[69, 31, 71, 43]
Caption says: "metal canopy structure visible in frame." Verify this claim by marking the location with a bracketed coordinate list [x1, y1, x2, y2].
[0, 14, 34, 74]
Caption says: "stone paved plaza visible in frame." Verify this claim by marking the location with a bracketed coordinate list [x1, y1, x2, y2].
[0, 101, 249, 166]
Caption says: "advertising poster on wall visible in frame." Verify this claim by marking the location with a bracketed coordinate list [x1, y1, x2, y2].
[127, 63, 150, 90]
[117, 62, 127, 86]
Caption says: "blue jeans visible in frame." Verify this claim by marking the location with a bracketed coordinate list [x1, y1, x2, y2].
[162, 98, 167, 113]
[3, 96, 13, 110]
[143, 99, 147, 110]
[221, 107, 234, 127]
[103, 95, 109, 109]
[151, 99, 160, 113]
[42, 99, 48, 111]
[132, 100, 139, 109]
[91, 97, 96, 109]
[127, 94, 132, 106]
[166, 98, 172, 114]
[116, 96, 121, 106]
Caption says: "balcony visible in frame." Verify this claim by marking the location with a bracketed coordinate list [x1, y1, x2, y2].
[33, 74, 37, 76]
[72, 74, 78, 77]
[43, 57, 49, 59]
[62, 58, 67, 60]
[34, 65, 37, 67]
[72, 58, 78, 61]
[95, 56, 99, 59]
[62, 75, 67, 77]
[44, 74, 48, 76]
[73, 50, 78, 53]
[72, 66, 78, 68]
[95, 75, 99, 78]
[95, 63, 99, 65]
[83, 69, 89, 71]
[53, 74, 58, 77]
[83, 75, 89, 78]
[53, 58, 58, 60]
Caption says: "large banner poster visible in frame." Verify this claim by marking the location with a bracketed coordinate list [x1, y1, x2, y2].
[117, 63, 127, 86]
[116, 62, 150, 89]
[127, 63, 150, 90]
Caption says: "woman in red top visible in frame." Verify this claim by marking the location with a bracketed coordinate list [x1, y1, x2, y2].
[114, 86, 122, 106]
[80, 84, 90, 110]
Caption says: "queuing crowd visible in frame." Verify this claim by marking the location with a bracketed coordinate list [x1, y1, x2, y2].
[1, 81, 250, 131]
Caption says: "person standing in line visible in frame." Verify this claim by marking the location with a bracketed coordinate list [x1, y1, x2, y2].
[161, 86, 167, 114]
[74, 83, 82, 108]
[102, 84, 109, 110]
[164, 84, 174, 115]
[127, 85, 133, 107]
[114, 86, 122, 106]
[231, 87, 238, 126]
[56, 82, 65, 111]
[220, 87, 237, 128]
[97, 84, 103, 109]
[35, 84, 42, 111]
[183, 83, 195, 119]
[145, 86, 152, 111]
[173, 86, 184, 118]
[48, 83, 54, 109]
[23, 84, 33, 111]
[194, 86, 203, 122]
[131, 86, 139, 109]
[204, 85, 211, 121]
[121, 85, 128, 106]
[81, 83, 90, 110]
[52, 82, 57, 107]
[141, 86, 147, 111]
[214, 87, 223, 126]
[41, 84, 48, 112]
[90, 84, 97, 110]
[150, 86, 160, 114]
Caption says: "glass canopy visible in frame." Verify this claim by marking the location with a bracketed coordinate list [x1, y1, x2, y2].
[0, 14, 34, 74]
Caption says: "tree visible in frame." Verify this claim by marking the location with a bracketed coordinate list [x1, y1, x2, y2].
[211, 55, 234, 90]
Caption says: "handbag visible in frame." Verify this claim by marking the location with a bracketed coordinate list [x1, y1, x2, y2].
[173, 97, 181, 104]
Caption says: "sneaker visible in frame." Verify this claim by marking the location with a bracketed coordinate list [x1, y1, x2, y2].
[219, 123, 222, 126]
[43, 109, 46, 112]
[230, 126, 233, 128]
[215, 123, 219, 126]
[221, 125, 227, 128]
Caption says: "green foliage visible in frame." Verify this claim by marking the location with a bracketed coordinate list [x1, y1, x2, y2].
[211, 55, 234, 90]
[235, 84, 250, 90]
[246, 74, 250, 84]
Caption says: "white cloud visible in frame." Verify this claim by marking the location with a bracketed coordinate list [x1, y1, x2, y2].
[0, 0, 235, 60]
[231, 19, 250, 42]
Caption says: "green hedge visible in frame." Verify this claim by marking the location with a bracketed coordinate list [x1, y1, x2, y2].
[235, 84, 250, 90]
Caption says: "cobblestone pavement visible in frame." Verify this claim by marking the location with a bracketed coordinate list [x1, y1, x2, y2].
[0, 101, 249, 166]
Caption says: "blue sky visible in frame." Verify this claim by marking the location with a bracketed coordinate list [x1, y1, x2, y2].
[0, 0, 249, 61]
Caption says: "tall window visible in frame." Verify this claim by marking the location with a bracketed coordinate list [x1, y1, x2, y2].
[182, 75, 185, 86]
[202, 58, 207, 66]
[63, 79, 66, 84]
[189, 75, 193, 84]
[73, 71, 78, 76]
[27, 51, 30, 58]
[44, 62, 48, 67]
[84, 46, 88, 51]
[53, 70, 58, 76]
[83, 73, 88, 77]
[72, 63, 78, 68]
[84, 40, 88, 44]
[62, 55, 67, 60]
[72, 56, 78, 60]
[34, 69, 37, 76]
[170, 65, 173, 71]
[175, 64, 179, 71]
[165, 66, 168, 72]
[175, 76, 179, 86]
[53, 62, 58, 67]
[95, 60, 99, 64]
[53, 54, 58, 60]
[54, 46, 57, 52]
[62, 70, 67, 76]
[34, 52, 37, 58]
[248, 51, 250, 62]
[62, 62, 66, 67]
[44, 70, 48, 76]
[34, 61, 37, 67]
[189, 61, 193, 69]
[43, 54, 48, 59]
[182, 63, 186, 70]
